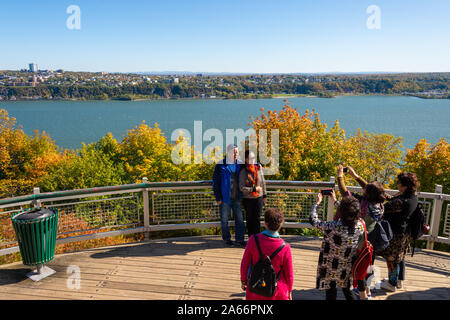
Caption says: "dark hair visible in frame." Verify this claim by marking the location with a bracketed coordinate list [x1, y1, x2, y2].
[397, 172, 419, 196]
[264, 208, 285, 231]
[364, 181, 386, 204]
[339, 197, 360, 229]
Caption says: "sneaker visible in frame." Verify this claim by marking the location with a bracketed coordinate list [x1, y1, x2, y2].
[225, 240, 234, 246]
[380, 281, 396, 292]
[366, 288, 372, 300]
[235, 240, 247, 248]
[396, 280, 403, 289]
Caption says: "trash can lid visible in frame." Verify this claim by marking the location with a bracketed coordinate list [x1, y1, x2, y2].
[14, 208, 56, 221]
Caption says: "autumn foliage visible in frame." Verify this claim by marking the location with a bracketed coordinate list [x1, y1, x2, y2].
[0, 102, 448, 263]
[250, 101, 404, 185]
[0, 103, 447, 194]
[403, 138, 449, 193]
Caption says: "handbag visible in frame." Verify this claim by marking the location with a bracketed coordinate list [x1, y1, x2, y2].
[352, 219, 374, 289]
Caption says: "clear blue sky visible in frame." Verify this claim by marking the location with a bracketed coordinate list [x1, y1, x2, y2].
[1, 0, 449, 73]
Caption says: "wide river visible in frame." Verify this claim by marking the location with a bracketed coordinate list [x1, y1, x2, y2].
[1, 96, 449, 151]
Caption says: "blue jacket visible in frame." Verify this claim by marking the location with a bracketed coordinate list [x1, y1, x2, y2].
[212, 158, 242, 204]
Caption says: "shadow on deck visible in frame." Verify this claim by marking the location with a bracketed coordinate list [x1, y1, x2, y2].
[0, 236, 449, 300]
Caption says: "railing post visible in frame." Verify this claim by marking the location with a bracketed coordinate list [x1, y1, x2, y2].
[142, 177, 150, 241]
[326, 176, 336, 221]
[427, 185, 444, 250]
[32, 187, 41, 209]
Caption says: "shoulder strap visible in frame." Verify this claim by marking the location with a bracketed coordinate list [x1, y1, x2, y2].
[359, 219, 369, 245]
[255, 235, 286, 261]
[269, 241, 286, 260]
[254, 234, 264, 260]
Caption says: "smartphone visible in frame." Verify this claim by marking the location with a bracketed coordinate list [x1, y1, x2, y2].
[343, 167, 348, 173]
[321, 189, 333, 196]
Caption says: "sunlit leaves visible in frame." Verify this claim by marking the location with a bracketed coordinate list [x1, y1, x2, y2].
[403, 139, 449, 193]
[250, 101, 403, 186]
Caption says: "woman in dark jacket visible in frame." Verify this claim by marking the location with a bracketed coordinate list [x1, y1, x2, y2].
[239, 150, 267, 237]
[378, 172, 419, 292]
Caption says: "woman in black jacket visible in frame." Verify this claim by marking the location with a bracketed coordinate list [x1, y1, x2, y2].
[378, 172, 419, 292]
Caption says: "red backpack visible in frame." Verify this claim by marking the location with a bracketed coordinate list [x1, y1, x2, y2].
[352, 219, 373, 289]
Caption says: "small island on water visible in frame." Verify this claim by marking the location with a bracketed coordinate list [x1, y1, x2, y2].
[0, 69, 449, 102]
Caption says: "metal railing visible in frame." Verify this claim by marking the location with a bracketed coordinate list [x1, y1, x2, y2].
[0, 177, 449, 257]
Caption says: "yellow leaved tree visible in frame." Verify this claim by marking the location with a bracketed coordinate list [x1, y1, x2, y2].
[403, 138, 449, 193]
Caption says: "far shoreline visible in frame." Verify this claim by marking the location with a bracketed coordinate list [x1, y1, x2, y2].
[2, 92, 448, 103]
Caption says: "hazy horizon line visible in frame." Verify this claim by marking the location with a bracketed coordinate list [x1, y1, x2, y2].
[2, 68, 450, 76]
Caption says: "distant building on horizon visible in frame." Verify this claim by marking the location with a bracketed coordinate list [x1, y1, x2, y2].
[29, 63, 38, 73]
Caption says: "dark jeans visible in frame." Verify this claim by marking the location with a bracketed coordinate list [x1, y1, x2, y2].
[388, 259, 406, 285]
[220, 199, 245, 242]
[242, 197, 264, 237]
[325, 281, 356, 300]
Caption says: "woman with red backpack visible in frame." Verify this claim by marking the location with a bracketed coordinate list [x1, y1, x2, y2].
[335, 165, 389, 299]
[310, 192, 371, 300]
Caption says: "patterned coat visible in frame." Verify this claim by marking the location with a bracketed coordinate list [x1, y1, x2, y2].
[310, 203, 365, 290]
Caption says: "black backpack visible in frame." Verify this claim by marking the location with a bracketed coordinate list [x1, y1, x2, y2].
[248, 234, 285, 297]
[407, 203, 426, 257]
[368, 220, 393, 251]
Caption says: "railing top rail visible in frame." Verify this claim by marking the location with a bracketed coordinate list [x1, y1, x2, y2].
[0, 179, 447, 209]
[346, 186, 449, 200]
[0, 182, 148, 208]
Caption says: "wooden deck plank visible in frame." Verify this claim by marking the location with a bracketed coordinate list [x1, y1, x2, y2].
[0, 235, 448, 300]
[43, 256, 447, 286]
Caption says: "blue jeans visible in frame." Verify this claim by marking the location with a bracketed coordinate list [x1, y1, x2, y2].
[220, 199, 245, 242]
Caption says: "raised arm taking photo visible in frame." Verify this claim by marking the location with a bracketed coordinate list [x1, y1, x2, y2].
[309, 191, 338, 231]
[337, 165, 368, 198]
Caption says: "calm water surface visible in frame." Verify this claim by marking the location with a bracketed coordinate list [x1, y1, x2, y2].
[1, 96, 449, 151]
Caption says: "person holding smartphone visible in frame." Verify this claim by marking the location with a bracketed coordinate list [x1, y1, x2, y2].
[336, 165, 387, 299]
[377, 172, 419, 292]
[309, 191, 366, 300]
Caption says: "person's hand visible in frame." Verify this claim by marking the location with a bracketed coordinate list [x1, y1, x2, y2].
[256, 186, 262, 193]
[337, 165, 344, 178]
[241, 281, 247, 291]
[217, 201, 222, 205]
[347, 166, 358, 178]
[316, 192, 323, 205]
[263, 197, 267, 205]
[289, 292, 293, 300]
[330, 189, 337, 202]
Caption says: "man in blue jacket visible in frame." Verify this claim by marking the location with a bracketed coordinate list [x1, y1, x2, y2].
[212, 144, 246, 247]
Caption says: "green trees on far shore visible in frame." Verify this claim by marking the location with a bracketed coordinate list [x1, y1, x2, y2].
[1, 73, 449, 101]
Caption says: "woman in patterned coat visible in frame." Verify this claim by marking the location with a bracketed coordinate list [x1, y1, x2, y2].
[310, 192, 366, 300]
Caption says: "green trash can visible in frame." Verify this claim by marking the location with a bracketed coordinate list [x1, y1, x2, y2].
[11, 207, 58, 266]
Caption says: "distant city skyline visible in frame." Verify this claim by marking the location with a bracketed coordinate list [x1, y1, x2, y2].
[10, 64, 450, 75]
[1, 0, 449, 73]
[8, 64, 450, 75]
